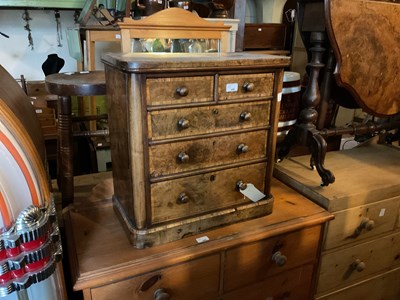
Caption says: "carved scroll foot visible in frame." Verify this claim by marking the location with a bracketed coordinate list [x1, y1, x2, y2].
[308, 131, 335, 186]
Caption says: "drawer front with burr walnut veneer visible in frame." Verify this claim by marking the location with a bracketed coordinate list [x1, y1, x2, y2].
[64, 177, 333, 300]
[102, 52, 290, 248]
[274, 144, 400, 299]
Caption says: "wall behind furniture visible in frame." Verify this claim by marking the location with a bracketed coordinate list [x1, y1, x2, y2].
[0, 9, 78, 80]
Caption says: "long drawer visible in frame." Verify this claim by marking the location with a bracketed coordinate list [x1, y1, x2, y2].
[149, 130, 267, 177]
[316, 266, 400, 300]
[223, 225, 322, 292]
[148, 102, 271, 140]
[90, 254, 220, 300]
[324, 195, 400, 250]
[317, 231, 400, 294]
[150, 163, 267, 224]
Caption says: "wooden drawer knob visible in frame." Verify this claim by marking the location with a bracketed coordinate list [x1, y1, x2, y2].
[236, 180, 247, 191]
[177, 193, 189, 204]
[237, 143, 249, 154]
[177, 118, 190, 130]
[353, 218, 375, 237]
[243, 82, 255, 92]
[240, 112, 252, 121]
[177, 152, 190, 163]
[351, 259, 366, 272]
[154, 288, 170, 300]
[176, 86, 189, 97]
[272, 251, 287, 267]
[360, 218, 375, 231]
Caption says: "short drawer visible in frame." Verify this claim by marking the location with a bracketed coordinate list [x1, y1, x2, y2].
[316, 266, 400, 300]
[90, 254, 220, 300]
[149, 130, 267, 177]
[324, 196, 400, 250]
[150, 163, 266, 224]
[223, 264, 314, 300]
[317, 231, 400, 293]
[146, 76, 213, 106]
[223, 225, 322, 292]
[148, 102, 271, 140]
[218, 73, 274, 101]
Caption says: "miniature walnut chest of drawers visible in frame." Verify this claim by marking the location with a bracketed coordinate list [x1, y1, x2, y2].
[102, 52, 290, 248]
[275, 144, 400, 299]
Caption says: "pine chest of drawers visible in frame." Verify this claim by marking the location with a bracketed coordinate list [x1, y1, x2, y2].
[102, 52, 290, 248]
[274, 144, 400, 299]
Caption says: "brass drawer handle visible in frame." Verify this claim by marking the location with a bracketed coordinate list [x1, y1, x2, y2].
[272, 251, 287, 267]
[176, 86, 189, 97]
[177, 152, 190, 163]
[351, 259, 366, 272]
[177, 193, 189, 204]
[243, 82, 255, 92]
[177, 118, 190, 130]
[237, 143, 249, 154]
[240, 112, 252, 121]
[236, 180, 247, 191]
[154, 288, 170, 300]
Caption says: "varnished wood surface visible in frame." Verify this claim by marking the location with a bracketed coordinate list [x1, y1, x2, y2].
[102, 52, 291, 73]
[149, 130, 267, 177]
[148, 102, 271, 140]
[326, 0, 400, 116]
[64, 174, 332, 291]
[274, 144, 400, 212]
[45, 71, 106, 97]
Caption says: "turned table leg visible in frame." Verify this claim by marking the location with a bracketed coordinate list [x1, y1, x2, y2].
[57, 95, 74, 207]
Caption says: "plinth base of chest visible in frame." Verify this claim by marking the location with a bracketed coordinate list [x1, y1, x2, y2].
[113, 195, 274, 249]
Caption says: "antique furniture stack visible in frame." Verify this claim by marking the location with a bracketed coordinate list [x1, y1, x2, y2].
[61, 7, 337, 300]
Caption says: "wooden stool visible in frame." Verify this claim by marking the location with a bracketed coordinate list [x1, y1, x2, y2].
[45, 71, 106, 207]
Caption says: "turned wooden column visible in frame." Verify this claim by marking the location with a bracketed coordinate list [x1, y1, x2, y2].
[278, 31, 335, 186]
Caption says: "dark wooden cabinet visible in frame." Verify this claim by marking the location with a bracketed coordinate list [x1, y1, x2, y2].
[102, 52, 290, 248]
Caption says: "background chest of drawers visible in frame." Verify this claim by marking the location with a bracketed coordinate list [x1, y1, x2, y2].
[274, 144, 400, 299]
[64, 177, 333, 300]
[102, 52, 290, 248]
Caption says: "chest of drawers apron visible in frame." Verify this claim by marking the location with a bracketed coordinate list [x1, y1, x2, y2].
[102, 53, 290, 248]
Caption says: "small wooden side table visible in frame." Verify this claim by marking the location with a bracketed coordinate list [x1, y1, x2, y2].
[64, 176, 333, 300]
[45, 71, 106, 207]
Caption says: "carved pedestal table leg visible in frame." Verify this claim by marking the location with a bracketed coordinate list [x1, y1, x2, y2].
[278, 32, 335, 186]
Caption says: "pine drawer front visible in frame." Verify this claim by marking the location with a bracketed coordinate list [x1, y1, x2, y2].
[90, 254, 220, 300]
[218, 73, 274, 101]
[146, 75, 214, 106]
[149, 130, 267, 177]
[150, 163, 266, 224]
[316, 266, 400, 300]
[223, 264, 314, 300]
[317, 231, 400, 294]
[324, 196, 400, 250]
[147, 102, 271, 140]
[223, 225, 322, 292]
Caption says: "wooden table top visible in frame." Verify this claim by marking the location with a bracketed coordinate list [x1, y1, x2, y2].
[64, 174, 332, 291]
[45, 71, 106, 96]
